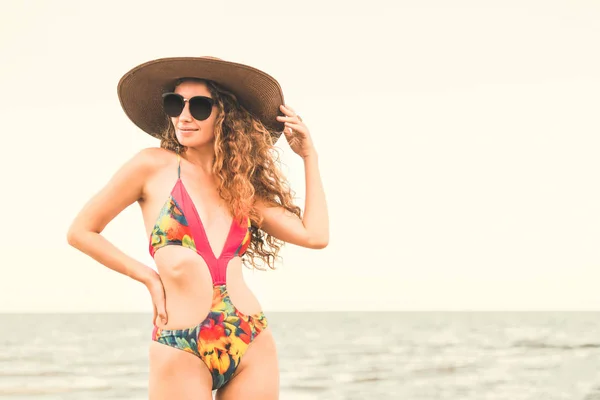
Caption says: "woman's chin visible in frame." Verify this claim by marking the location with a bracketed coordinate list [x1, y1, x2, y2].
[176, 136, 214, 148]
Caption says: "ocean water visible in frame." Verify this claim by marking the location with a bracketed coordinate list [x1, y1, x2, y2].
[1, 312, 599, 399]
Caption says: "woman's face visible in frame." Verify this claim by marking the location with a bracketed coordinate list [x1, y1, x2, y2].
[170, 80, 218, 148]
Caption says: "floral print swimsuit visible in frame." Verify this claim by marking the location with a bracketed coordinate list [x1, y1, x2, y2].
[149, 154, 268, 390]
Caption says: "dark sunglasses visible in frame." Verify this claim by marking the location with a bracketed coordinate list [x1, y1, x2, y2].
[162, 92, 215, 121]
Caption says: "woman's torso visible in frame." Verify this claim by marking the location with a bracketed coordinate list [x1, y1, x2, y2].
[138, 148, 263, 329]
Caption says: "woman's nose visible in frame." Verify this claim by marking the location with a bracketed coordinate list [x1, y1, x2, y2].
[179, 100, 193, 121]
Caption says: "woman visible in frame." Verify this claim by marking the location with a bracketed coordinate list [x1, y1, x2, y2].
[66, 56, 329, 399]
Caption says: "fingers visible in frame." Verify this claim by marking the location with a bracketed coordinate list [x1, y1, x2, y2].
[156, 294, 168, 325]
[284, 121, 305, 135]
[148, 279, 168, 325]
[279, 103, 305, 132]
[279, 104, 312, 156]
[280, 104, 295, 115]
[277, 115, 303, 125]
[158, 309, 168, 325]
[153, 304, 167, 326]
[283, 127, 300, 147]
[280, 104, 302, 121]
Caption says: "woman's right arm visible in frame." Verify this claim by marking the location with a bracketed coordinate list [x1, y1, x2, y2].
[66, 148, 159, 286]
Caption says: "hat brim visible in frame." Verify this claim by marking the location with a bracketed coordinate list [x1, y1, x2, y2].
[117, 57, 286, 142]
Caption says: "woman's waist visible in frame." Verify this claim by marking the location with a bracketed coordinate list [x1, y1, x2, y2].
[157, 277, 264, 325]
[154, 297, 269, 337]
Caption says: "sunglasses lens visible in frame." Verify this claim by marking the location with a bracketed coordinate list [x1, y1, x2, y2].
[163, 93, 184, 117]
[189, 97, 213, 121]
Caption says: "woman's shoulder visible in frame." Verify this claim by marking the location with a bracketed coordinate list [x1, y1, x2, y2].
[135, 146, 175, 160]
[121, 147, 178, 201]
[129, 147, 177, 171]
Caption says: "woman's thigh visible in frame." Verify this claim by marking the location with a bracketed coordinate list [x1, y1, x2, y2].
[148, 341, 214, 400]
[216, 327, 280, 400]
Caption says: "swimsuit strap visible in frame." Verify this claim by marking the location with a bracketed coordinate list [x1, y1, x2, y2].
[177, 153, 181, 179]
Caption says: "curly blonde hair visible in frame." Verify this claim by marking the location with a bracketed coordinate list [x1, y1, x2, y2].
[159, 78, 302, 271]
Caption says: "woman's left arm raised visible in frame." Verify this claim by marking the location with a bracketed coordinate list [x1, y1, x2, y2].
[256, 104, 329, 249]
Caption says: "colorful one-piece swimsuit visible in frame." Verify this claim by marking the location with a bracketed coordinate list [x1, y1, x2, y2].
[149, 154, 268, 390]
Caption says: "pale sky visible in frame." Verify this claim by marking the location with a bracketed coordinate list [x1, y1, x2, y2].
[1, 0, 599, 312]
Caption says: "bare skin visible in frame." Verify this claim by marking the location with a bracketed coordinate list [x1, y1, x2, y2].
[67, 81, 329, 399]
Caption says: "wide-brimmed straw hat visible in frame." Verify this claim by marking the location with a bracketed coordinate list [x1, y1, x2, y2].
[117, 56, 286, 142]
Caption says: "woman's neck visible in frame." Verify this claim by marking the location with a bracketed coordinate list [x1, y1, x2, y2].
[182, 144, 215, 174]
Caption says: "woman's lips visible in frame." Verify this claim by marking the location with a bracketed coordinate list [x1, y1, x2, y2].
[178, 128, 198, 135]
